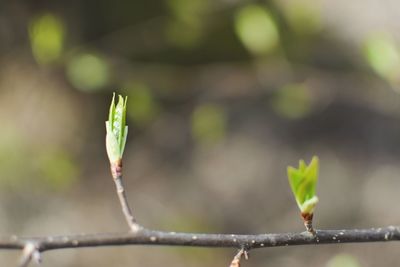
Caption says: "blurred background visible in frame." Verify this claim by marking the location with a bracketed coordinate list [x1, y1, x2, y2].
[1, 0, 400, 266]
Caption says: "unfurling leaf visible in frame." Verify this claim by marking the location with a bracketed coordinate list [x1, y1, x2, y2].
[287, 156, 319, 215]
[106, 93, 128, 164]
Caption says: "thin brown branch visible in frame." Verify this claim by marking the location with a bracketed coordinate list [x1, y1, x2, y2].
[1, 226, 399, 252]
[112, 175, 141, 232]
[110, 160, 141, 232]
[18, 243, 40, 267]
[229, 248, 247, 267]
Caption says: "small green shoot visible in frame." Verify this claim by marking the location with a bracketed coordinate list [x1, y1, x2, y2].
[106, 93, 128, 164]
[287, 156, 319, 232]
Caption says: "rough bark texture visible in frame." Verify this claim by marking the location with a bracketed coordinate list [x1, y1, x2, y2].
[1, 226, 399, 252]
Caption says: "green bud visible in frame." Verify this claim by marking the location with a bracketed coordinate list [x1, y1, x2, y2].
[287, 156, 319, 215]
[106, 93, 128, 164]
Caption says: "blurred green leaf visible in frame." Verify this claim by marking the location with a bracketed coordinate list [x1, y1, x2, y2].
[235, 5, 279, 55]
[166, 0, 208, 24]
[66, 53, 110, 91]
[279, 0, 322, 35]
[0, 127, 77, 191]
[287, 156, 319, 214]
[29, 13, 65, 64]
[326, 254, 361, 267]
[191, 104, 226, 145]
[36, 149, 77, 191]
[165, 20, 203, 49]
[364, 34, 400, 82]
[126, 83, 159, 126]
[0, 129, 30, 188]
[271, 83, 313, 119]
[165, 0, 207, 48]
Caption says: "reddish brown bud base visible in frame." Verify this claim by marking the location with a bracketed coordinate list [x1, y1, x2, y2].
[301, 212, 315, 234]
[110, 159, 123, 179]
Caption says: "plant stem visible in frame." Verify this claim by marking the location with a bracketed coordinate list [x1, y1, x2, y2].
[1, 226, 399, 252]
[229, 248, 247, 267]
[18, 243, 39, 267]
[301, 212, 315, 234]
[110, 160, 141, 232]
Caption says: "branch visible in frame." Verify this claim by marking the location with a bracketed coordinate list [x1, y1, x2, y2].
[112, 170, 141, 232]
[1, 226, 399, 252]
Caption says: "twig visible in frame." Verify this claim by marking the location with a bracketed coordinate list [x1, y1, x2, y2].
[229, 248, 248, 267]
[18, 243, 40, 267]
[1, 226, 399, 252]
[113, 175, 141, 232]
[110, 161, 141, 232]
[302, 213, 315, 235]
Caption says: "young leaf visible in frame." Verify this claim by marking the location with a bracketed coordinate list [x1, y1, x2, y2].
[106, 93, 128, 164]
[108, 93, 116, 127]
[287, 156, 319, 215]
